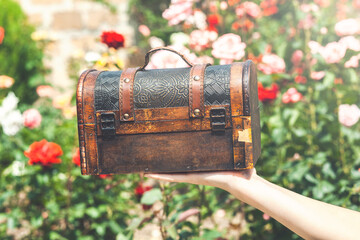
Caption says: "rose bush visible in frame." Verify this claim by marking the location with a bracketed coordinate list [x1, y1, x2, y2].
[129, 0, 360, 239]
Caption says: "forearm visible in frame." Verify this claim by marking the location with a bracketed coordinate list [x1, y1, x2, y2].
[225, 174, 360, 240]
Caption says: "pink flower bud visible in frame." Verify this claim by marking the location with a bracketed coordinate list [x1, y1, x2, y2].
[23, 109, 42, 129]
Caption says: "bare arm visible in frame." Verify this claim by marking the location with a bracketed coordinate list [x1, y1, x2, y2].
[145, 169, 360, 240]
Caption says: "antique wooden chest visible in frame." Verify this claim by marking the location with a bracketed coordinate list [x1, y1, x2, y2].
[76, 47, 260, 175]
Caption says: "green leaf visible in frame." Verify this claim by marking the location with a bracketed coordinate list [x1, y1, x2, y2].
[140, 188, 162, 205]
[322, 163, 336, 179]
[127, 218, 142, 231]
[201, 229, 222, 239]
[96, 224, 106, 236]
[116, 233, 128, 240]
[86, 207, 101, 219]
[50, 232, 67, 240]
[167, 225, 177, 239]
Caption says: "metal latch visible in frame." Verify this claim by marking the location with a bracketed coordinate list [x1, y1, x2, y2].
[210, 107, 226, 132]
[100, 112, 116, 136]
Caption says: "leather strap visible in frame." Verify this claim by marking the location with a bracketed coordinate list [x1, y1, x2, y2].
[230, 62, 245, 169]
[119, 67, 139, 121]
[189, 64, 209, 118]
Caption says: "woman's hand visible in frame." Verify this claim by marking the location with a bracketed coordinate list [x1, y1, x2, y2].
[145, 168, 257, 197]
[145, 168, 360, 240]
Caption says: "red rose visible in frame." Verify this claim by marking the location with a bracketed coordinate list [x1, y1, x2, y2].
[0, 27, 4, 44]
[24, 139, 63, 167]
[295, 75, 307, 84]
[260, 0, 278, 16]
[72, 148, 80, 166]
[207, 14, 220, 27]
[100, 31, 125, 49]
[98, 174, 112, 179]
[135, 183, 153, 198]
[258, 82, 279, 102]
[135, 183, 153, 210]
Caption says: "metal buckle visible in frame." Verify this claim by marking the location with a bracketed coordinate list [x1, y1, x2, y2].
[100, 112, 116, 136]
[210, 107, 226, 133]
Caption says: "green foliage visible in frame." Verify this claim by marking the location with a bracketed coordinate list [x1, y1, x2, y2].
[0, 0, 45, 103]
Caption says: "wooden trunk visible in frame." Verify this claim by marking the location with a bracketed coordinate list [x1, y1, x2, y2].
[76, 47, 261, 175]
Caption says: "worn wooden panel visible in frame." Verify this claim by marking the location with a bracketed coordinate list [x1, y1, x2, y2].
[243, 117, 253, 169]
[97, 130, 236, 174]
[95, 105, 232, 135]
[231, 116, 245, 169]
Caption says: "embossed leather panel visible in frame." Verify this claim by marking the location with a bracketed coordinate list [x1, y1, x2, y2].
[95, 71, 122, 111]
[95, 65, 230, 111]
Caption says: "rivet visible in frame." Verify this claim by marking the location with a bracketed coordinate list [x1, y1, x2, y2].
[124, 78, 130, 83]
[186, 166, 191, 169]
[88, 116, 92, 119]
[236, 162, 241, 167]
[236, 126, 240, 129]
[145, 167, 149, 171]
[89, 133, 93, 136]
[193, 75, 200, 81]
[194, 109, 201, 116]
[123, 113, 130, 119]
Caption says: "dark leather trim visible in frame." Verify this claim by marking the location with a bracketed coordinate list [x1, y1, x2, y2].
[189, 64, 209, 118]
[77, 69, 96, 175]
[119, 67, 139, 121]
[82, 70, 102, 175]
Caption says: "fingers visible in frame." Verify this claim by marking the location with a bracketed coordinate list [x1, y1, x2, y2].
[144, 173, 200, 184]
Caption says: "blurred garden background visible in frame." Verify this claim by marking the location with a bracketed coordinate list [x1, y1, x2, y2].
[1, 0, 360, 239]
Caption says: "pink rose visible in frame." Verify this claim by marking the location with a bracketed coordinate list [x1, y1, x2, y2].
[258, 54, 286, 74]
[146, 45, 197, 69]
[298, 14, 315, 30]
[291, 50, 303, 66]
[162, 0, 194, 26]
[310, 71, 326, 80]
[320, 42, 346, 64]
[338, 104, 360, 127]
[314, 0, 330, 7]
[263, 213, 270, 221]
[236, 2, 261, 18]
[339, 36, 360, 51]
[320, 27, 328, 34]
[300, 4, 319, 13]
[354, 0, 360, 8]
[282, 88, 303, 104]
[0, 75, 14, 89]
[138, 25, 150, 37]
[220, 1, 228, 10]
[194, 55, 214, 65]
[308, 41, 323, 54]
[36, 85, 54, 98]
[23, 109, 42, 129]
[344, 55, 359, 68]
[334, 18, 360, 36]
[211, 33, 246, 65]
[189, 29, 217, 52]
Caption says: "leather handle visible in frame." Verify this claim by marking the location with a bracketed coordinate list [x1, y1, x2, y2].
[139, 47, 194, 70]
